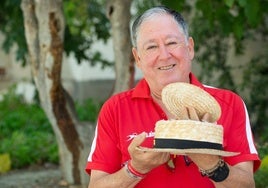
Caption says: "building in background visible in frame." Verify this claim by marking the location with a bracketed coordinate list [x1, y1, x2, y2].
[0, 33, 143, 103]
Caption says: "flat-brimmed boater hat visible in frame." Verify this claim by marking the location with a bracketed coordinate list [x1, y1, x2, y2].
[137, 82, 239, 157]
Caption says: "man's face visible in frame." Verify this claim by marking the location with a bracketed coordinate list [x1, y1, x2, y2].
[132, 14, 194, 94]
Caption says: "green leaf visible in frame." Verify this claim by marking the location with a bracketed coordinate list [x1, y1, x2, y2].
[233, 21, 244, 40]
[224, 0, 235, 7]
[160, 0, 186, 10]
[244, 0, 260, 27]
[238, 0, 247, 7]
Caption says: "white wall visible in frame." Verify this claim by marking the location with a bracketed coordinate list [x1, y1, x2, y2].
[62, 39, 142, 81]
[0, 34, 143, 102]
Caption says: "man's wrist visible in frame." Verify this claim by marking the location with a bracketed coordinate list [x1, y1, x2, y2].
[199, 158, 230, 182]
[124, 160, 148, 179]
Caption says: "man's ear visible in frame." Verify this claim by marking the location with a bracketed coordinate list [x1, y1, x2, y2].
[187, 37, 195, 60]
[132, 47, 141, 68]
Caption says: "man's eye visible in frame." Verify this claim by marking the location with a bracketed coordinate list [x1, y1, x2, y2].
[167, 41, 177, 46]
[146, 45, 157, 50]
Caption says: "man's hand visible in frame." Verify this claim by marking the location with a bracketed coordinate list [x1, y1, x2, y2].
[181, 106, 221, 170]
[181, 106, 211, 122]
[128, 132, 170, 174]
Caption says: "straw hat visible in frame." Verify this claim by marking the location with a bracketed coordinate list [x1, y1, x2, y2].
[137, 82, 239, 156]
[137, 120, 239, 156]
[162, 82, 221, 122]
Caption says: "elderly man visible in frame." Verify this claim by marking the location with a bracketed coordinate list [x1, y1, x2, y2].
[85, 6, 260, 188]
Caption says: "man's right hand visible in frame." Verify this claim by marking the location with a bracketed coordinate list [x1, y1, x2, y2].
[128, 132, 170, 174]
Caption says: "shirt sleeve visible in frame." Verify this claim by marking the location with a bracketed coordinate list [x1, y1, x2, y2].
[221, 93, 261, 172]
[85, 96, 123, 174]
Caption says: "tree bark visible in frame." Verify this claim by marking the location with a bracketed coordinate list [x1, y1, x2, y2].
[107, 0, 134, 94]
[21, 0, 94, 187]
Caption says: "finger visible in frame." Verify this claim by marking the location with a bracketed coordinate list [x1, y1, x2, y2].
[201, 113, 211, 122]
[188, 106, 199, 121]
[129, 132, 146, 150]
[181, 107, 189, 120]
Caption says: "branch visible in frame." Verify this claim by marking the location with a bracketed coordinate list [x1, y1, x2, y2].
[20, 0, 40, 73]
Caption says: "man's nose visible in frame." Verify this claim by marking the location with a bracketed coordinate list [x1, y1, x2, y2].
[158, 45, 171, 59]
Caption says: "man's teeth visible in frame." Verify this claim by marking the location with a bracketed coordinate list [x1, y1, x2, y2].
[159, 64, 174, 70]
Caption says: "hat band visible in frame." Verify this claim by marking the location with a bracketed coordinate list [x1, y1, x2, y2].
[154, 138, 223, 150]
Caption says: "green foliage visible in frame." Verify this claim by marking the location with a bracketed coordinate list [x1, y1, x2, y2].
[0, 131, 58, 169]
[242, 55, 268, 141]
[0, 86, 101, 169]
[255, 144, 268, 188]
[0, 0, 113, 68]
[0, 88, 58, 168]
[0, 0, 27, 65]
[190, 0, 268, 93]
[260, 155, 268, 169]
[75, 98, 102, 122]
[63, 0, 113, 67]
[255, 167, 268, 188]
[133, 0, 190, 17]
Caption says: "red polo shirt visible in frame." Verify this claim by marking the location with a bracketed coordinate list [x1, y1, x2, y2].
[86, 73, 260, 188]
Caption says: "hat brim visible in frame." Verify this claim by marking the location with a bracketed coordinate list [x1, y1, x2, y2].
[136, 146, 240, 157]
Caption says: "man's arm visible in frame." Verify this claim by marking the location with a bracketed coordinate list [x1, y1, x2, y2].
[215, 161, 254, 188]
[186, 106, 256, 188]
[188, 153, 255, 188]
[88, 132, 170, 188]
[88, 169, 140, 188]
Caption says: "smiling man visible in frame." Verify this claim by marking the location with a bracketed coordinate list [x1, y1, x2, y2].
[85, 6, 260, 188]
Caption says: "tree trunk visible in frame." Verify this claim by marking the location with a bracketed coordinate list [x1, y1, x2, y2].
[21, 0, 94, 187]
[107, 0, 134, 94]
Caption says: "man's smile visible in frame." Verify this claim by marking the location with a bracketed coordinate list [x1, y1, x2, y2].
[158, 64, 175, 70]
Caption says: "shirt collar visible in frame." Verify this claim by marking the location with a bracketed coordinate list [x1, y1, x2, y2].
[189, 73, 205, 89]
[132, 79, 151, 99]
[132, 73, 204, 99]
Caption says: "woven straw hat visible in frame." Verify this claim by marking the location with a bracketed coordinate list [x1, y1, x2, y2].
[137, 120, 239, 156]
[162, 82, 221, 122]
[137, 82, 239, 156]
